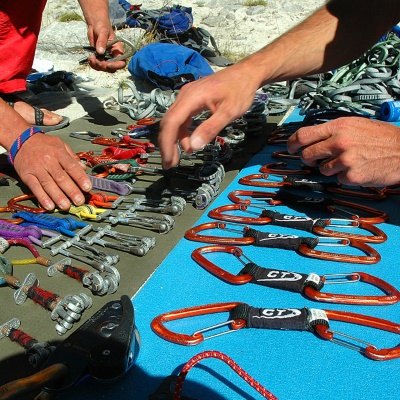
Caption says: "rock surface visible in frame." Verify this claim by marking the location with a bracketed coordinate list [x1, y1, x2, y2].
[38, 0, 326, 89]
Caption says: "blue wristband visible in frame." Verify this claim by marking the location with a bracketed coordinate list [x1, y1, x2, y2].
[7, 127, 44, 165]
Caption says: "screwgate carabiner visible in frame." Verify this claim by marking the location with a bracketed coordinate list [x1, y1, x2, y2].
[191, 245, 399, 305]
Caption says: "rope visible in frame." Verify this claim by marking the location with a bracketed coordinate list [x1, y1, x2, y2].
[173, 350, 278, 400]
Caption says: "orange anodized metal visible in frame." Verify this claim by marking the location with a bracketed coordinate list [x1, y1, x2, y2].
[209, 201, 387, 244]
[191, 245, 253, 285]
[208, 204, 272, 225]
[312, 219, 387, 244]
[7, 194, 47, 213]
[297, 238, 380, 264]
[151, 302, 246, 345]
[315, 309, 400, 361]
[227, 190, 389, 224]
[259, 162, 312, 175]
[304, 272, 400, 305]
[184, 222, 254, 245]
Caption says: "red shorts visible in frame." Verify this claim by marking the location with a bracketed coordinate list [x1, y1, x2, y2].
[0, 1, 47, 94]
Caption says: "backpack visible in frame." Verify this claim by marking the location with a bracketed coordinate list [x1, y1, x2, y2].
[125, 5, 193, 35]
[128, 43, 214, 90]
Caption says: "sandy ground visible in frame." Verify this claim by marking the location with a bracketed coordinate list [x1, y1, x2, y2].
[36, 0, 327, 120]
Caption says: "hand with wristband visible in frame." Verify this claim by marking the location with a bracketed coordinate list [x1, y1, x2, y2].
[1, 100, 92, 211]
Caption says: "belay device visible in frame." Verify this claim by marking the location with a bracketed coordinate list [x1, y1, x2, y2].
[0, 295, 140, 399]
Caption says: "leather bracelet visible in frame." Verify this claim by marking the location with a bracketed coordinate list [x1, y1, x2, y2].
[7, 127, 44, 165]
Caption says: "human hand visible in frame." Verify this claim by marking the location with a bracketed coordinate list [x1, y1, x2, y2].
[287, 117, 400, 186]
[13, 134, 92, 210]
[158, 65, 260, 169]
[86, 23, 126, 72]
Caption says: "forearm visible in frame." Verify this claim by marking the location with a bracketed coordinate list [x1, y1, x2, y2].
[78, 0, 109, 27]
[238, 0, 400, 88]
[0, 102, 31, 151]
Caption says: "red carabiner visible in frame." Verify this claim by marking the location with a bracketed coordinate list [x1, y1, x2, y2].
[259, 162, 312, 175]
[228, 190, 389, 224]
[315, 309, 400, 361]
[7, 194, 47, 213]
[151, 302, 246, 345]
[297, 237, 380, 264]
[239, 173, 285, 187]
[272, 150, 301, 160]
[209, 202, 387, 243]
[208, 204, 272, 225]
[192, 246, 395, 304]
[191, 245, 253, 284]
[304, 272, 400, 305]
[184, 222, 255, 245]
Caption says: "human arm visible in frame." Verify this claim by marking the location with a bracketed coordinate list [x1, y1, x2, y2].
[287, 117, 400, 187]
[0, 101, 92, 210]
[78, 0, 126, 72]
[158, 0, 400, 169]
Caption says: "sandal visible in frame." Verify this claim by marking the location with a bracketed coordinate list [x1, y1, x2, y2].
[0, 93, 70, 132]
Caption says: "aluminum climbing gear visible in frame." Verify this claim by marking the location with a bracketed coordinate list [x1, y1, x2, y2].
[191, 245, 399, 305]
[184, 222, 380, 264]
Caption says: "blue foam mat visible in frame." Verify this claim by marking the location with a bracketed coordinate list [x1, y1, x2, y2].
[61, 109, 400, 400]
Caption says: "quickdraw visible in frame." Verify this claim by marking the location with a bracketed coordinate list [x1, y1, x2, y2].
[184, 222, 380, 264]
[191, 245, 399, 305]
[151, 302, 400, 360]
[227, 189, 388, 224]
[208, 204, 387, 243]
[238, 174, 386, 200]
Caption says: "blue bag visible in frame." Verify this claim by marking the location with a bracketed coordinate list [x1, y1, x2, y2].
[128, 43, 214, 90]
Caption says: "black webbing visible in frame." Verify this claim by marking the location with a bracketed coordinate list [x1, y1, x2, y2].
[240, 262, 322, 292]
[261, 210, 329, 231]
[244, 228, 319, 249]
[283, 176, 326, 192]
[230, 304, 311, 330]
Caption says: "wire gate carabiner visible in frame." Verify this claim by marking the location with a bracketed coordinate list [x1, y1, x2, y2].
[184, 222, 381, 264]
[227, 189, 389, 224]
[238, 174, 387, 200]
[191, 245, 400, 305]
[151, 302, 400, 360]
[208, 204, 387, 243]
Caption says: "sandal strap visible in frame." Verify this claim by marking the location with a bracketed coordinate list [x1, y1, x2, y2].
[34, 106, 44, 126]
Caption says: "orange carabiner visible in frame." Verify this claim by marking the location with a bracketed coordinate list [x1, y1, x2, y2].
[228, 189, 388, 224]
[208, 204, 272, 225]
[191, 245, 253, 284]
[297, 237, 380, 264]
[184, 222, 255, 245]
[209, 203, 386, 243]
[304, 272, 400, 305]
[315, 309, 400, 360]
[7, 194, 47, 213]
[151, 302, 246, 345]
[192, 246, 396, 304]
[259, 162, 312, 175]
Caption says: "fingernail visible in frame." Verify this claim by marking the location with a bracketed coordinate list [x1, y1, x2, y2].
[190, 136, 206, 151]
[43, 200, 54, 210]
[73, 195, 85, 206]
[97, 47, 105, 55]
[82, 181, 92, 191]
[59, 200, 70, 210]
